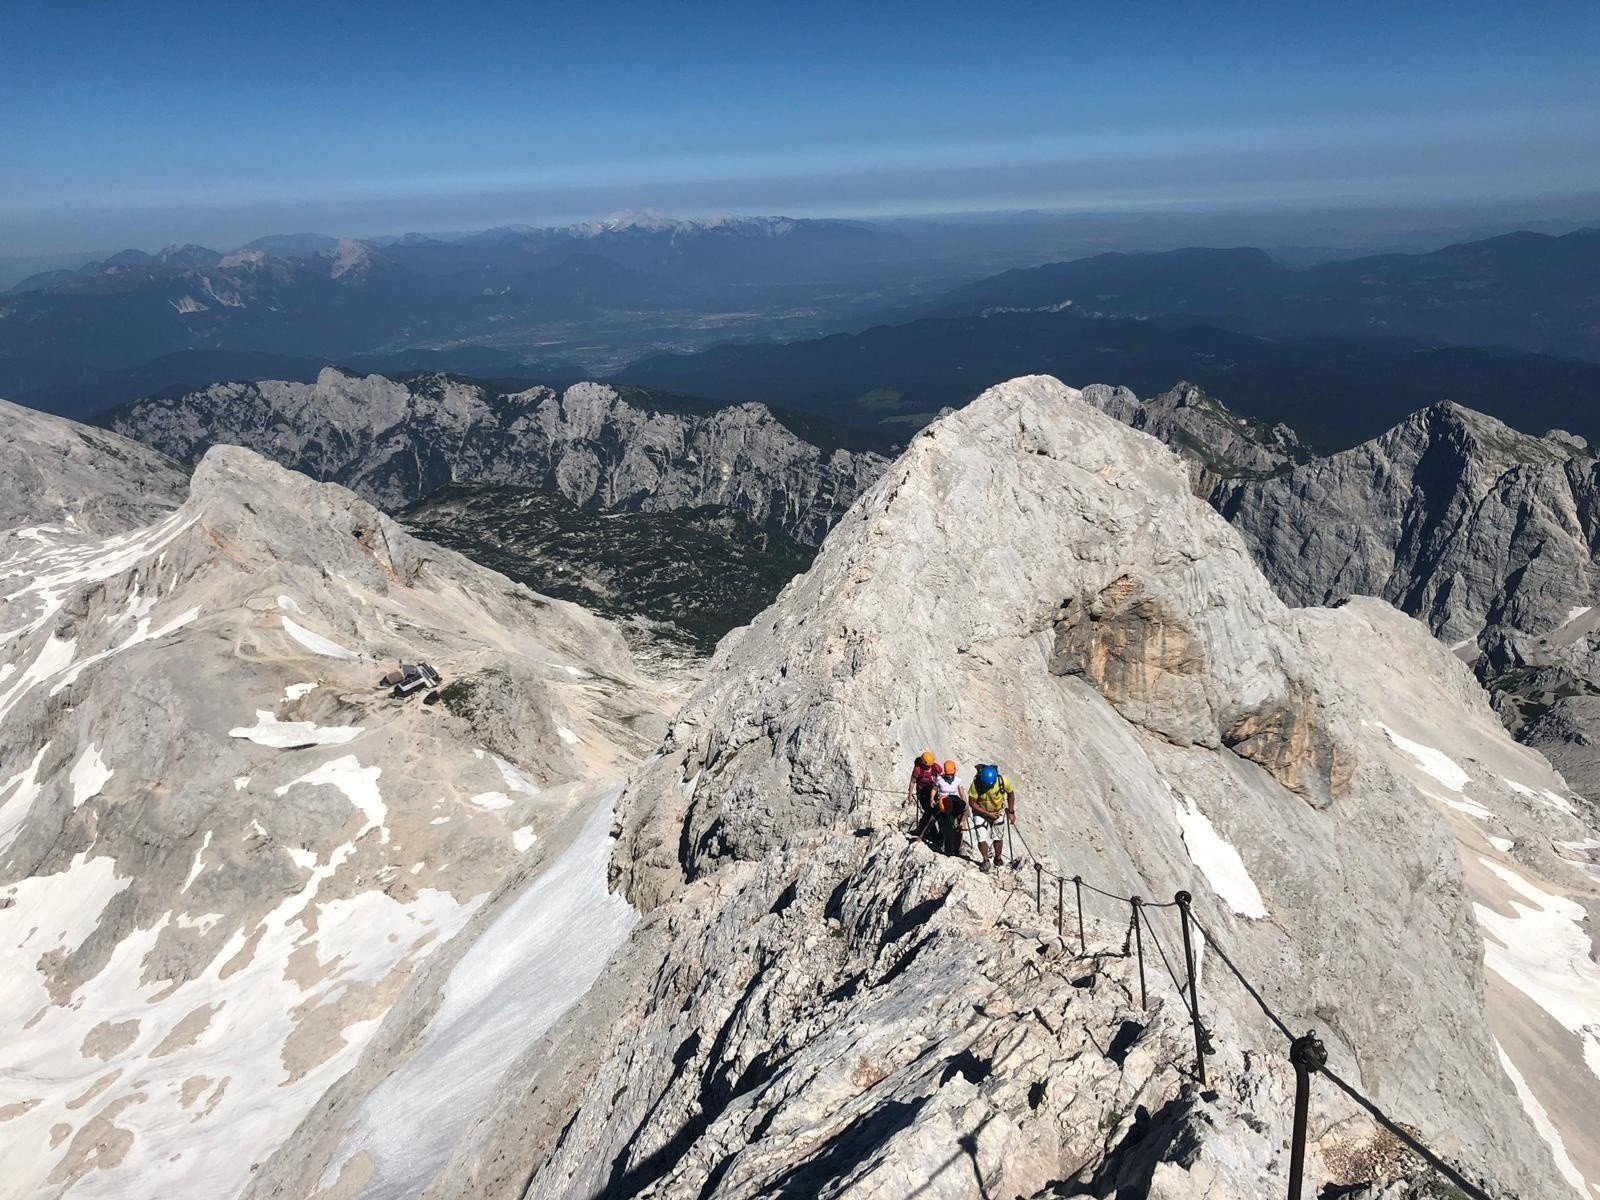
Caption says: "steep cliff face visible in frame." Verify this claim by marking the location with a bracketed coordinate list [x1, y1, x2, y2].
[107, 369, 887, 544]
[252, 378, 1596, 1199]
[1211, 402, 1600, 792]
[1214, 402, 1600, 646]
[0, 428, 679, 1199]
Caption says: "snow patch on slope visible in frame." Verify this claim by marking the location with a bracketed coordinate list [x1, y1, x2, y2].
[1505, 778, 1578, 816]
[1431, 792, 1497, 822]
[275, 756, 388, 845]
[318, 798, 636, 1199]
[1377, 723, 1471, 791]
[48, 605, 201, 694]
[1495, 1039, 1592, 1198]
[0, 743, 51, 854]
[282, 615, 360, 660]
[69, 744, 112, 808]
[230, 710, 364, 748]
[1474, 858, 1600, 1088]
[1173, 793, 1267, 919]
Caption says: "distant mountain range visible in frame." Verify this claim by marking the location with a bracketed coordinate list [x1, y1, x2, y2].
[925, 229, 1600, 361]
[618, 307, 1600, 452]
[0, 213, 929, 405]
[3, 212, 904, 297]
[9, 219, 1600, 431]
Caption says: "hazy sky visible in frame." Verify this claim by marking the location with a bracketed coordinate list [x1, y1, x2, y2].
[4, 0, 1598, 253]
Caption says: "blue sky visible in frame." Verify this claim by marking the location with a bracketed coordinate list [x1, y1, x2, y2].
[3, 0, 1598, 252]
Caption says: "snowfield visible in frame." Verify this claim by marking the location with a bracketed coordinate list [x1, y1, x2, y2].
[316, 798, 638, 1198]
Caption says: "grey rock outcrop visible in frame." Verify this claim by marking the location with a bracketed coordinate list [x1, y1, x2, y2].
[254, 377, 1598, 1199]
[1082, 384, 1600, 794]
[0, 430, 678, 1198]
[1081, 380, 1305, 491]
[108, 369, 887, 544]
[1209, 401, 1600, 792]
[1214, 401, 1600, 647]
[13, 379, 1600, 1198]
[0, 397, 188, 534]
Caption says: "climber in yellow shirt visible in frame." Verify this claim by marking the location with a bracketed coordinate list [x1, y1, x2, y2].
[967, 763, 1016, 872]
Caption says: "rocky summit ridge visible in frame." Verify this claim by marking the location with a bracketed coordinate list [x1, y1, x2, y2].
[246, 378, 1594, 1198]
[4, 381, 1598, 1199]
[1076, 383, 1600, 799]
[108, 369, 887, 545]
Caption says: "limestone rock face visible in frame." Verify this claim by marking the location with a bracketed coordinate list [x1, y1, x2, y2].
[0, 435, 677, 1199]
[16, 378, 1600, 1199]
[1211, 401, 1600, 794]
[1080, 380, 1305, 492]
[1083, 386, 1600, 796]
[589, 379, 1592, 1198]
[250, 377, 1592, 1199]
[1051, 573, 1218, 748]
[108, 369, 887, 543]
[1214, 401, 1600, 648]
[0, 397, 187, 535]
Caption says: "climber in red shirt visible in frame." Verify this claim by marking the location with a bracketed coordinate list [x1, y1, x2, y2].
[907, 750, 942, 846]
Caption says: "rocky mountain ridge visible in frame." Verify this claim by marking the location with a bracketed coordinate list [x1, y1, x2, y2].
[1080, 380, 1308, 486]
[1113, 390, 1600, 795]
[1054, 381, 1600, 798]
[0, 408, 682, 1198]
[10, 379, 1600, 1198]
[246, 378, 1597, 1198]
[1213, 401, 1598, 647]
[0, 397, 188, 537]
[108, 369, 887, 545]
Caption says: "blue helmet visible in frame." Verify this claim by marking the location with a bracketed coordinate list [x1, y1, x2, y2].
[976, 764, 999, 790]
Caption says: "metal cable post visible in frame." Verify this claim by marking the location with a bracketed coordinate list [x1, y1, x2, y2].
[1073, 876, 1085, 954]
[1175, 890, 1209, 1086]
[1287, 1031, 1328, 1200]
[1056, 877, 1064, 939]
[1034, 861, 1043, 914]
[1130, 896, 1147, 1007]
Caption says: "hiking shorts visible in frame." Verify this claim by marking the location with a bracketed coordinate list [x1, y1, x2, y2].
[971, 811, 1005, 846]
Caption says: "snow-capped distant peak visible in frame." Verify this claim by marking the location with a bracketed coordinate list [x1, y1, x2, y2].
[568, 209, 680, 237]
[562, 210, 801, 240]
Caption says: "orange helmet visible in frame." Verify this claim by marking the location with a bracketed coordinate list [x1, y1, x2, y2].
[942, 759, 958, 776]
[919, 750, 935, 767]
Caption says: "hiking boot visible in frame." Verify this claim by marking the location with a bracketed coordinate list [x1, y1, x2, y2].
[979, 860, 991, 874]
